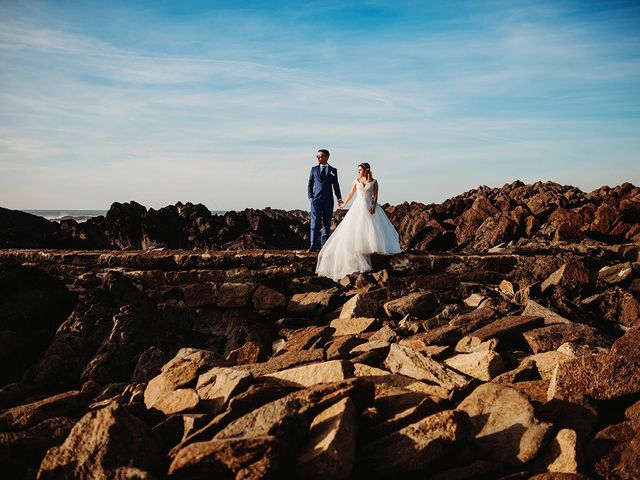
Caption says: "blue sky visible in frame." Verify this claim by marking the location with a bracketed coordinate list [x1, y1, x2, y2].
[1, 0, 639, 210]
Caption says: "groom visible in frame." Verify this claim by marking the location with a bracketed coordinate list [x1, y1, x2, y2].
[307, 148, 343, 252]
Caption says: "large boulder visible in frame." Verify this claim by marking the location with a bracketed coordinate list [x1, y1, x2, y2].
[384, 344, 470, 398]
[37, 402, 164, 479]
[170, 379, 373, 477]
[457, 383, 552, 465]
[0, 207, 58, 248]
[144, 348, 226, 413]
[358, 410, 470, 475]
[293, 397, 358, 480]
[168, 435, 280, 480]
[548, 328, 640, 402]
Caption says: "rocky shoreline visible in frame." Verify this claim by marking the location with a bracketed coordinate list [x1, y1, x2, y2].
[1, 180, 639, 479]
[2, 180, 639, 252]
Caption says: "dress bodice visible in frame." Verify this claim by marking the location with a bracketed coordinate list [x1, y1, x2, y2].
[355, 179, 375, 205]
[355, 179, 374, 193]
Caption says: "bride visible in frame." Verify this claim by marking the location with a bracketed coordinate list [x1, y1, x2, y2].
[316, 162, 401, 281]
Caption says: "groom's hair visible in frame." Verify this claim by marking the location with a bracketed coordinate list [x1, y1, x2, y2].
[318, 149, 330, 157]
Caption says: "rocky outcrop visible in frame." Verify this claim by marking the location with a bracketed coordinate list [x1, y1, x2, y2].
[0, 234, 639, 477]
[0, 265, 77, 386]
[2, 181, 639, 252]
[0, 202, 311, 251]
[0, 207, 58, 248]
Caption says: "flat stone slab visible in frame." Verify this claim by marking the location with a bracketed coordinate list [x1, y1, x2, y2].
[330, 317, 378, 336]
[240, 349, 325, 376]
[151, 388, 200, 415]
[523, 323, 610, 353]
[264, 360, 354, 387]
[281, 326, 334, 353]
[444, 350, 505, 381]
[457, 315, 544, 350]
[384, 344, 470, 397]
[598, 262, 634, 285]
[287, 291, 337, 316]
[0, 390, 88, 432]
[523, 300, 573, 325]
[383, 290, 438, 318]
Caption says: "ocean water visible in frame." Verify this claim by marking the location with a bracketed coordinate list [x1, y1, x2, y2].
[25, 210, 227, 222]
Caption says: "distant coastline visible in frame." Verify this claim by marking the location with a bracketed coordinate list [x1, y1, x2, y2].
[24, 210, 228, 222]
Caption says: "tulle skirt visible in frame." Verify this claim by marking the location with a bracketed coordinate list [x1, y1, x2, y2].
[316, 194, 401, 281]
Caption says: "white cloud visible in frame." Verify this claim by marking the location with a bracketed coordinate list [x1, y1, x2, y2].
[0, 1, 639, 210]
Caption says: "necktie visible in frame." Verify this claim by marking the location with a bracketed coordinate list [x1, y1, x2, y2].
[321, 166, 326, 180]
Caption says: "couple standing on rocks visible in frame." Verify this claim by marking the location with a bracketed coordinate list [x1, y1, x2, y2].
[307, 148, 401, 282]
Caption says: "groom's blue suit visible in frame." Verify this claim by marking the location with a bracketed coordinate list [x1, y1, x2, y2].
[308, 164, 342, 248]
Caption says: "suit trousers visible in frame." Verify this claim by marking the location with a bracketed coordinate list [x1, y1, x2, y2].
[310, 198, 334, 248]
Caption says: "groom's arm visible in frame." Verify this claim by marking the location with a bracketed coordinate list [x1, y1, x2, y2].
[308, 167, 314, 199]
[332, 168, 342, 202]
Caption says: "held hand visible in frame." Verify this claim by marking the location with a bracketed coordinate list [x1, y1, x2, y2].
[338, 200, 344, 208]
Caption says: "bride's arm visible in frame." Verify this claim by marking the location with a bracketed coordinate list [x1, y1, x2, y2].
[369, 180, 379, 214]
[340, 181, 357, 208]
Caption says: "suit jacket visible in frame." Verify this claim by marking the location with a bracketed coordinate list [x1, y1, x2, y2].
[308, 164, 342, 201]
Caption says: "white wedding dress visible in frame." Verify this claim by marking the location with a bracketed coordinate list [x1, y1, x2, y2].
[316, 179, 401, 281]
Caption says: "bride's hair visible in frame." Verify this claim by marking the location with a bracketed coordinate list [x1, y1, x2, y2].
[358, 162, 373, 181]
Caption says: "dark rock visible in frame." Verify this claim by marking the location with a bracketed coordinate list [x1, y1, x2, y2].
[103, 200, 148, 249]
[383, 290, 438, 318]
[588, 420, 640, 480]
[0, 416, 77, 479]
[240, 349, 325, 376]
[540, 260, 591, 295]
[280, 326, 334, 353]
[0, 391, 88, 432]
[357, 410, 470, 476]
[457, 315, 544, 350]
[0, 207, 58, 248]
[522, 323, 611, 353]
[132, 346, 168, 383]
[0, 265, 77, 385]
[598, 286, 640, 328]
[294, 397, 358, 480]
[455, 196, 500, 246]
[471, 214, 519, 251]
[549, 327, 640, 402]
[169, 435, 280, 479]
